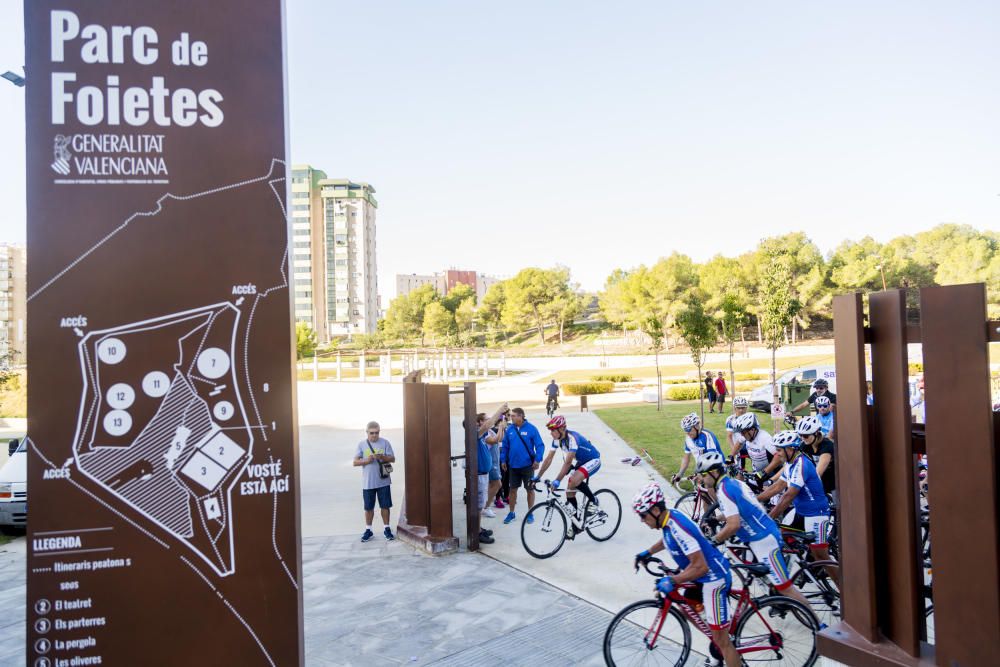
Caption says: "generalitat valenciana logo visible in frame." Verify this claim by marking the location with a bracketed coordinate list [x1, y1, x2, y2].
[52, 134, 72, 175]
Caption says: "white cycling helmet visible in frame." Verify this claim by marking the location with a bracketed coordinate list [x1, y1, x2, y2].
[734, 412, 759, 432]
[680, 413, 701, 432]
[696, 451, 725, 474]
[795, 416, 823, 436]
[814, 395, 831, 409]
[632, 482, 665, 515]
[733, 396, 749, 409]
[773, 430, 801, 449]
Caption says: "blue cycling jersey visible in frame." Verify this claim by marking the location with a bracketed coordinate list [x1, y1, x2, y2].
[661, 510, 731, 583]
[551, 430, 600, 464]
[716, 476, 780, 543]
[782, 454, 830, 517]
[684, 429, 723, 457]
[816, 412, 834, 436]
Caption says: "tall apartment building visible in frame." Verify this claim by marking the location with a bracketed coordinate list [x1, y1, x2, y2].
[0, 244, 26, 364]
[289, 166, 379, 341]
[396, 269, 499, 302]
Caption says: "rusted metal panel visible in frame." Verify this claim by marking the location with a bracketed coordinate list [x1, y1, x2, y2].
[921, 284, 1000, 667]
[426, 383, 454, 539]
[869, 289, 922, 657]
[831, 293, 879, 641]
[403, 382, 429, 528]
[464, 383, 480, 550]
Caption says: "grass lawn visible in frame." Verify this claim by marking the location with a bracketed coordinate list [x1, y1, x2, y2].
[542, 353, 835, 385]
[595, 401, 739, 482]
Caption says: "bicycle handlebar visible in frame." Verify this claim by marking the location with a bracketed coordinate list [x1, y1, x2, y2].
[636, 556, 679, 577]
[530, 479, 563, 496]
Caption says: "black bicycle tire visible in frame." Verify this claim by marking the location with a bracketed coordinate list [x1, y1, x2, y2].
[792, 560, 841, 626]
[733, 595, 818, 666]
[673, 491, 698, 517]
[586, 489, 622, 542]
[603, 599, 691, 667]
[520, 501, 567, 559]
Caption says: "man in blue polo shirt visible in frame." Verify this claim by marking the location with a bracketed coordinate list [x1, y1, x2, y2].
[501, 407, 546, 525]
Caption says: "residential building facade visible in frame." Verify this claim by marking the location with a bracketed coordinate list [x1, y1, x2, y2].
[290, 166, 379, 340]
[0, 244, 26, 364]
[396, 269, 499, 302]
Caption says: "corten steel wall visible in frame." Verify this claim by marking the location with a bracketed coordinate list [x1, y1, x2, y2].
[463, 383, 481, 551]
[24, 1, 303, 665]
[401, 382, 457, 546]
[820, 285, 1000, 667]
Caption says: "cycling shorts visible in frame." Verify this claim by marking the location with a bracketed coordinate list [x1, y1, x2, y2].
[575, 459, 601, 479]
[748, 532, 793, 590]
[803, 514, 831, 548]
[703, 575, 731, 630]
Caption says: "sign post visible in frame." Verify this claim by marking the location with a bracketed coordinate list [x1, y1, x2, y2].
[25, 2, 303, 664]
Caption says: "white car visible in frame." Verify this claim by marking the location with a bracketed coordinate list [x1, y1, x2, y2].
[0, 438, 26, 532]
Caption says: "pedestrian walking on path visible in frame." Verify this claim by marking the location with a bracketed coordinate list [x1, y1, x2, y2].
[353, 421, 396, 542]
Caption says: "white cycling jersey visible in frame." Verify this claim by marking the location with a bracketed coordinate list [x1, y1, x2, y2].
[743, 430, 776, 473]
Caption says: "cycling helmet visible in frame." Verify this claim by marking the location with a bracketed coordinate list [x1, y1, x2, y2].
[680, 413, 701, 432]
[773, 430, 801, 449]
[632, 483, 665, 515]
[734, 412, 759, 433]
[814, 396, 831, 409]
[733, 396, 749, 409]
[813, 378, 829, 389]
[696, 451, 725, 474]
[795, 416, 823, 436]
[546, 415, 566, 430]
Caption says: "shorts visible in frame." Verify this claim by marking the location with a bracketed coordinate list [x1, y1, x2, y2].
[803, 514, 832, 548]
[488, 464, 501, 482]
[702, 575, 732, 630]
[363, 485, 392, 511]
[716, 394, 726, 405]
[749, 532, 793, 590]
[707, 390, 717, 402]
[575, 459, 601, 479]
[508, 465, 535, 490]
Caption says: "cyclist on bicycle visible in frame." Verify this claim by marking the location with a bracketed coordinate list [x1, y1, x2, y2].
[632, 483, 741, 667]
[790, 378, 837, 414]
[795, 415, 836, 499]
[671, 412, 723, 485]
[814, 395, 836, 441]
[545, 379, 560, 415]
[536, 415, 603, 523]
[758, 431, 834, 566]
[728, 412, 781, 484]
[725, 397, 750, 465]
[696, 452, 813, 611]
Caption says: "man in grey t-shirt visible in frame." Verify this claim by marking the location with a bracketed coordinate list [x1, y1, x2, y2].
[353, 421, 396, 542]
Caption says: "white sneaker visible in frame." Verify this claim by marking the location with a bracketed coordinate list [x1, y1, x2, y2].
[482, 508, 496, 518]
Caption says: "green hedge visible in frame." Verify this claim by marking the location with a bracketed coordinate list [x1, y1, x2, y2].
[666, 386, 701, 401]
[564, 381, 615, 395]
[591, 373, 633, 383]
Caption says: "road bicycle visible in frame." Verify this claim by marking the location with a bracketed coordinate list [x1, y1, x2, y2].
[603, 557, 818, 666]
[520, 480, 622, 559]
[546, 396, 559, 417]
[671, 476, 724, 536]
[726, 528, 841, 629]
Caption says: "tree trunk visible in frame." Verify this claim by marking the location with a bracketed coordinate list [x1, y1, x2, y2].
[740, 326, 747, 356]
[756, 317, 762, 343]
[559, 316, 565, 344]
[792, 318, 797, 345]
[728, 342, 736, 400]
[698, 361, 705, 424]
[532, 304, 546, 344]
[771, 347, 779, 432]
[655, 347, 662, 412]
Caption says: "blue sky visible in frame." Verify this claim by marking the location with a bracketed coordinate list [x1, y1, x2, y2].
[2, 1, 998, 296]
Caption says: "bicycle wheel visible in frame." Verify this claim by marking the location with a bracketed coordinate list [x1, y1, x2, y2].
[603, 599, 691, 667]
[586, 489, 622, 541]
[792, 560, 840, 628]
[673, 492, 699, 518]
[733, 596, 817, 666]
[521, 501, 567, 559]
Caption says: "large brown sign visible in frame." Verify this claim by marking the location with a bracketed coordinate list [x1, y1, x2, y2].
[24, 2, 303, 665]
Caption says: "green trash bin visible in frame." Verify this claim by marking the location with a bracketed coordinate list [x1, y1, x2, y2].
[782, 383, 812, 416]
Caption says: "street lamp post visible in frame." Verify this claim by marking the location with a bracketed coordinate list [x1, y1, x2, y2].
[875, 263, 887, 291]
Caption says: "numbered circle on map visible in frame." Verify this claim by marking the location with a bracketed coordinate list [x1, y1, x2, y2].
[142, 371, 170, 397]
[197, 348, 230, 379]
[97, 338, 126, 365]
[103, 410, 132, 436]
[213, 401, 235, 421]
[106, 383, 135, 410]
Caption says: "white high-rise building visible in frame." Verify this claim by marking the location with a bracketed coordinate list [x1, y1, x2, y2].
[289, 166, 379, 341]
[0, 244, 26, 363]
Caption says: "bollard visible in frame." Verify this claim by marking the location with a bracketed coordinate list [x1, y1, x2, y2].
[580, 395, 588, 412]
